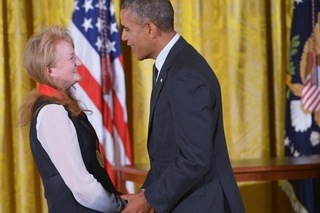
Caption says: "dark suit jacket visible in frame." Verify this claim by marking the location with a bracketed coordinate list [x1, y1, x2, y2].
[142, 37, 246, 213]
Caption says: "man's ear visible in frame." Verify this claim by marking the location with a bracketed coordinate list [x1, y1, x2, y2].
[147, 22, 158, 38]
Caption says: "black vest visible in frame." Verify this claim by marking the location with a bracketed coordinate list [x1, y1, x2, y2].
[30, 100, 119, 213]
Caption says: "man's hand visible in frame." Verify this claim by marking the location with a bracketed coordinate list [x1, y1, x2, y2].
[120, 190, 152, 213]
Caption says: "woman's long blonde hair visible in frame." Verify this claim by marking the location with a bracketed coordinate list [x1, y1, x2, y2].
[18, 25, 83, 128]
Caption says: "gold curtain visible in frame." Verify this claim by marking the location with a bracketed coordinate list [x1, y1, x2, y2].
[0, 0, 296, 212]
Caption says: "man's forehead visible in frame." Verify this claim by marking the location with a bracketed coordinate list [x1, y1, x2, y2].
[121, 10, 143, 26]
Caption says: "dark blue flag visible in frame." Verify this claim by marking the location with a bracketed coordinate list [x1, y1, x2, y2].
[285, 1, 320, 212]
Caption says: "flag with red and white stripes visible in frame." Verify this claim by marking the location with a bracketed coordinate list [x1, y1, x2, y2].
[69, 0, 133, 193]
[301, 74, 320, 112]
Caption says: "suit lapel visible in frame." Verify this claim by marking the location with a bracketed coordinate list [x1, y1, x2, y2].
[147, 37, 188, 140]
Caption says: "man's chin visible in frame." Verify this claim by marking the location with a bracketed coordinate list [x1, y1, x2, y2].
[135, 55, 148, 61]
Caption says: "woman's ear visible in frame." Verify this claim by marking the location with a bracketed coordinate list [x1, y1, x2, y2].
[47, 67, 52, 75]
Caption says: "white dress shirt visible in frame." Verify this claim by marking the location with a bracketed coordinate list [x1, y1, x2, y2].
[36, 104, 121, 213]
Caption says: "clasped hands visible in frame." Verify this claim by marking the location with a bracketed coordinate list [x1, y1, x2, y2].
[121, 190, 153, 213]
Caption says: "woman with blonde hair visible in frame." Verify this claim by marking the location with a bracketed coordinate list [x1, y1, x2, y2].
[19, 25, 126, 213]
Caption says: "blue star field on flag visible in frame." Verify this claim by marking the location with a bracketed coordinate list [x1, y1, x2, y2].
[72, 0, 121, 61]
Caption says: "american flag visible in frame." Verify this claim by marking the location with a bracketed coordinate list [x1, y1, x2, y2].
[69, 0, 133, 193]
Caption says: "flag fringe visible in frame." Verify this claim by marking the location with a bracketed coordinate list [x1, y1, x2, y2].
[280, 180, 309, 213]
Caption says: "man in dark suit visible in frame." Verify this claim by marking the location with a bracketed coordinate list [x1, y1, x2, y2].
[120, 0, 245, 212]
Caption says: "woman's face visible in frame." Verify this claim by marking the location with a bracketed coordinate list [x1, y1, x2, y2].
[48, 40, 82, 90]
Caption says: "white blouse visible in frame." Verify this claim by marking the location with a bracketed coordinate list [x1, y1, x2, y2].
[36, 104, 122, 213]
